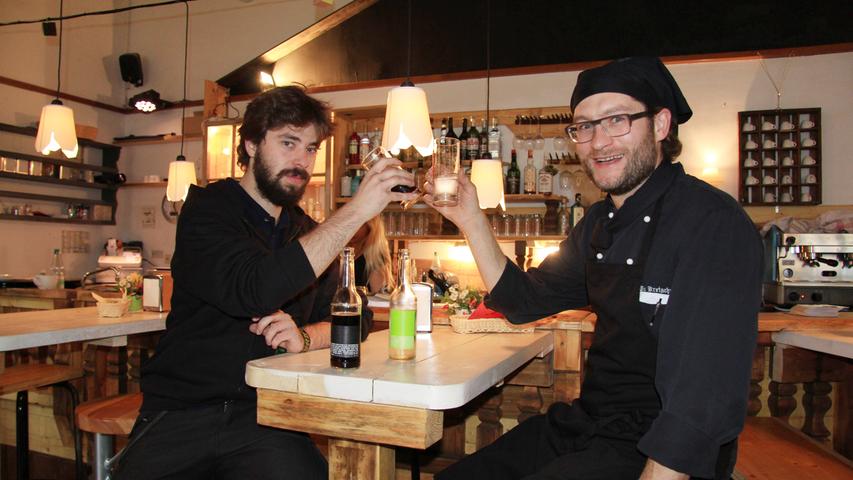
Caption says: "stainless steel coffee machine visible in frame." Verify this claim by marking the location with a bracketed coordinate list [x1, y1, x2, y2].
[763, 232, 853, 307]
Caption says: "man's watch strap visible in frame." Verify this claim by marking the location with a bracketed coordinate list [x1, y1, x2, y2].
[299, 327, 311, 352]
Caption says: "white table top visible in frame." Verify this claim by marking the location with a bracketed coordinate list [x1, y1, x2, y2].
[246, 326, 553, 410]
[0, 307, 167, 351]
[772, 329, 853, 359]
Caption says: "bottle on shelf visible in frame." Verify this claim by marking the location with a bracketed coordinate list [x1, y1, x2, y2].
[413, 156, 427, 191]
[558, 196, 571, 235]
[431, 251, 442, 273]
[523, 150, 537, 194]
[370, 127, 382, 150]
[538, 157, 556, 196]
[467, 116, 480, 160]
[506, 149, 521, 194]
[49, 248, 65, 289]
[389, 249, 417, 360]
[439, 118, 448, 143]
[348, 123, 361, 165]
[359, 127, 371, 163]
[446, 117, 458, 142]
[570, 193, 585, 227]
[340, 170, 352, 197]
[478, 118, 489, 159]
[350, 169, 363, 196]
[458, 117, 470, 159]
[488, 117, 501, 160]
[331, 247, 362, 368]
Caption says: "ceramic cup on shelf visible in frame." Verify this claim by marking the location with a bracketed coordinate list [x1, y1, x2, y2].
[805, 174, 817, 184]
[781, 174, 793, 185]
[744, 140, 758, 150]
[764, 192, 776, 203]
[801, 192, 813, 202]
[763, 139, 776, 149]
[762, 157, 776, 167]
[742, 121, 756, 132]
[745, 175, 759, 186]
[782, 139, 797, 148]
[801, 155, 816, 166]
[802, 138, 817, 147]
[781, 156, 794, 166]
[781, 192, 793, 203]
[761, 121, 776, 131]
[780, 121, 795, 131]
[744, 158, 759, 168]
[801, 119, 815, 129]
[763, 175, 776, 185]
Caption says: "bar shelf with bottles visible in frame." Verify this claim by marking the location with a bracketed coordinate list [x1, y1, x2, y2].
[329, 106, 592, 241]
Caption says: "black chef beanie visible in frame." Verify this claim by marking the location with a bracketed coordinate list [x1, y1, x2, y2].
[570, 57, 693, 132]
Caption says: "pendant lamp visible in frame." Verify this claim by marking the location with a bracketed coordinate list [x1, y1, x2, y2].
[35, 0, 78, 159]
[165, 2, 197, 202]
[381, 0, 435, 157]
[469, 0, 505, 210]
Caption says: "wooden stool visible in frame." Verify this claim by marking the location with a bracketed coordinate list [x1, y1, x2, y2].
[0, 363, 84, 480]
[75, 393, 142, 480]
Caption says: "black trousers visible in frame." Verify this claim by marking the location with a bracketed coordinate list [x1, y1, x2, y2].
[436, 402, 649, 480]
[113, 400, 327, 480]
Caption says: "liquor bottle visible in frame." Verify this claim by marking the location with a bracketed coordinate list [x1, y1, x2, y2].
[446, 117, 458, 142]
[538, 157, 556, 196]
[467, 116, 480, 160]
[359, 128, 371, 163]
[558, 196, 571, 235]
[331, 247, 362, 368]
[478, 118, 489, 158]
[340, 170, 352, 197]
[488, 117, 501, 160]
[350, 169, 363, 196]
[370, 127, 382, 150]
[570, 193, 585, 227]
[458, 118, 470, 158]
[389, 249, 417, 360]
[348, 123, 361, 165]
[413, 156, 427, 191]
[523, 150, 537, 194]
[439, 118, 448, 143]
[49, 248, 65, 289]
[431, 251, 442, 273]
[506, 149, 521, 194]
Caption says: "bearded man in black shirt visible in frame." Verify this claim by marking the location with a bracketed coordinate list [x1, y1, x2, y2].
[429, 57, 762, 480]
[114, 86, 418, 479]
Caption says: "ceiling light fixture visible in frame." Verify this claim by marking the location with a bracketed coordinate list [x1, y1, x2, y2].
[166, 1, 196, 203]
[381, 0, 434, 157]
[129, 89, 170, 113]
[34, 0, 78, 159]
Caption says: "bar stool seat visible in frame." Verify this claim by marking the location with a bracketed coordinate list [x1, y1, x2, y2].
[0, 363, 84, 480]
[76, 393, 142, 480]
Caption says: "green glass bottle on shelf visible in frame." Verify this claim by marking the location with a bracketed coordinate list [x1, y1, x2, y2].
[506, 149, 521, 194]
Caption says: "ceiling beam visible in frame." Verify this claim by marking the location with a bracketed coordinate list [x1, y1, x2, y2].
[260, 0, 379, 63]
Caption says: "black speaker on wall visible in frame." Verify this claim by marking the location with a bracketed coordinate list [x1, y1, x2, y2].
[119, 53, 144, 87]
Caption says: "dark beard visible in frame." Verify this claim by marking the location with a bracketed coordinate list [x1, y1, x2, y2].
[582, 123, 658, 196]
[253, 149, 309, 208]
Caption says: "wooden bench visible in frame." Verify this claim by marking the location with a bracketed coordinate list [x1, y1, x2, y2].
[734, 417, 853, 479]
[76, 392, 142, 480]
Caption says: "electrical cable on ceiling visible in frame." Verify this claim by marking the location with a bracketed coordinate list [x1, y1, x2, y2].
[55, 0, 64, 100]
[179, 0, 188, 158]
[0, 0, 197, 27]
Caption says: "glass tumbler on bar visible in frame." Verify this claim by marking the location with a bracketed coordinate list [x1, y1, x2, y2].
[433, 138, 460, 206]
[362, 145, 416, 193]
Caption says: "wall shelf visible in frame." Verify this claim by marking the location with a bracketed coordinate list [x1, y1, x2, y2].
[0, 214, 112, 225]
[113, 134, 202, 147]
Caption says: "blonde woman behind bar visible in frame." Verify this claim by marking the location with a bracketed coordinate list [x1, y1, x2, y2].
[349, 215, 395, 295]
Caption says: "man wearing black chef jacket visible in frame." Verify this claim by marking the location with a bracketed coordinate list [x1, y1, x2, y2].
[428, 57, 762, 480]
[113, 86, 417, 479]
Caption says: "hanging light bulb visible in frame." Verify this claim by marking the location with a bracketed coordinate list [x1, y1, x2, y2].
[35, 0, 78, 159]
[380, 0, 434, 157]
[165, 2, 196, 203]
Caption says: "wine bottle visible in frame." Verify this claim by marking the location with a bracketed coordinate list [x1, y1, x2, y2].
[506, 149, 521, 194]
[439, 118, 448, 143]
[488, 117, 501, 160]
[446, 117, 458, 141]
[389, 249, 417, 360]
[331, 247, 362, 368]
[458, 118, 470, 158]
[348, 122, 361, 165]
[479, 118, 489, 159]
[570, 193, 585, 227]
[467, 116, 480, 160]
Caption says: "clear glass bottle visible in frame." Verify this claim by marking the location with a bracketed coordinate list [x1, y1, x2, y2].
[558, 196, 571, 236]
[538, 158, 554, 196]
[478, 118, 489, 158]
[49, 248, 65, 289]
[488, 117, 501, 160]
[389, 249, 417, 360]
[523, 150, 537, 194]
[331, 247, 362, 368]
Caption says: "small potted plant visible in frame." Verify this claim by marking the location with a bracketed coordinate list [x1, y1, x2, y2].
[440, 285, 484, 316]
[117, 272, 143, 312]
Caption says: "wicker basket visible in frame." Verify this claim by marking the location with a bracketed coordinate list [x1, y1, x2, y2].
[97, 298, 130, 318]
[449, 315, 534, 334]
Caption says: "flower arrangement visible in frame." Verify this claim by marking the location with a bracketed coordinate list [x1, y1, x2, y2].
[116, 272, 143, 297]
[440, 284, 484, 316]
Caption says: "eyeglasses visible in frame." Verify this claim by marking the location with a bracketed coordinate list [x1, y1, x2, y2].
[565, 111, 652, 143]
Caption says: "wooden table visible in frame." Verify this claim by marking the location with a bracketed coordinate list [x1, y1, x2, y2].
[246, 326, 553, 479]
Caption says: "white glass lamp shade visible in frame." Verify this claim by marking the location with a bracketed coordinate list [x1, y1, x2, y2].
[381, 85, 435, 157]
[471, 159, 505, 210]
[35, 102, 79, 158]
[166, 159, 197, 202]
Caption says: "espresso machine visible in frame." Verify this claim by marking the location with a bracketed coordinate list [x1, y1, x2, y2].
[763, 231, 853, 307]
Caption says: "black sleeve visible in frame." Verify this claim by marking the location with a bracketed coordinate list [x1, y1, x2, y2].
[171, 187, 317, 318]
[637, 207, 762, 478]
[485, 219, 589, 324]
